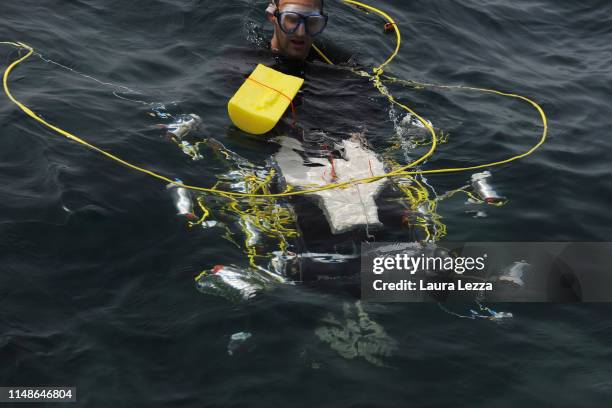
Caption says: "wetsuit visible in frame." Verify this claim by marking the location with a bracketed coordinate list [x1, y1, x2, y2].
[213, 38, 412, 285]
[261, 41, 414, 283]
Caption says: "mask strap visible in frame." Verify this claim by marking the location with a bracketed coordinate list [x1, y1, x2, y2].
[265, 2, 277, 15]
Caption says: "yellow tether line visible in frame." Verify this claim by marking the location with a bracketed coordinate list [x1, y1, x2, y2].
[1, 39, 432, 197]
[382, 76, 548, 175]
[342, 0, 400, 72]
[311, 44, 333, 65]
[0, 43, 364, 197]
[314, 0, 548, 178]
[1, 0, 547, 197]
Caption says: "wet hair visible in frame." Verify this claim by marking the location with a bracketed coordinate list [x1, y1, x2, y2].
[274, 0, 325, 12]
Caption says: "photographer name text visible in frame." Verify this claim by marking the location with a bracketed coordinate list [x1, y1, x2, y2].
[373, 279, 493, 291]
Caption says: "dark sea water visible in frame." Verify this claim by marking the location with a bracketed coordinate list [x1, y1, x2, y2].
[2, 0, 612, 406]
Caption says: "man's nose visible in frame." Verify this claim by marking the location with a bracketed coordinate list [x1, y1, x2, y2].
[294, 21, 306, 37]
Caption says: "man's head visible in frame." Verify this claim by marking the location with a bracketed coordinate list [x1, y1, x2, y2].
[267, 0, 326, 61]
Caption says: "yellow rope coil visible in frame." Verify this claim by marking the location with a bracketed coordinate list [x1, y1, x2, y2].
[1, 0, 548, 199]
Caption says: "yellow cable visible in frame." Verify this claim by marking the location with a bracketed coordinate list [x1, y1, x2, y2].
[342, 0, 400, 72]
[312, 0, 548, 178]
[1, 42, 430, 198]
[1, 0, 547, 198]
[1, 41, 22, 47]
[312, 44, 334, 65]
[381, 75, 549, 176]
[0, 43, 374, 197]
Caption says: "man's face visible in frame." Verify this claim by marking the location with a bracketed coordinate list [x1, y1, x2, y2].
[270, 0, 323, 61]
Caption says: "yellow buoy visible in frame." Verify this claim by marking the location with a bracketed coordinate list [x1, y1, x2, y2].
[228, 64, 304, 135]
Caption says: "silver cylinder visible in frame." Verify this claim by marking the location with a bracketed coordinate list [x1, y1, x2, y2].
[471, 171, 505, 204]
[166, 179, 195, 219]
[498, 260, 529, 287]
[166, 114, 202, 140]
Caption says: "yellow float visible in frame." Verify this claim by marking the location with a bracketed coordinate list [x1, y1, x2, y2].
[227, 64, 304, 135]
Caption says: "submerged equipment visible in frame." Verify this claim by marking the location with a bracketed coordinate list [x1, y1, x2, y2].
[165, 113, 201, 140]
[195, 264, 267, 301]
[274, 135, 387, 234]
[0, 4, 546, 319]
[1, 0, 548, 199]
[498, 260, 529, 287]
[167, 178, 196, 220]
[227, 64, 303, 135]
[438, 301, 513, 322]
[227, 332, 253, 356]
[470, 171, 506, 204]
